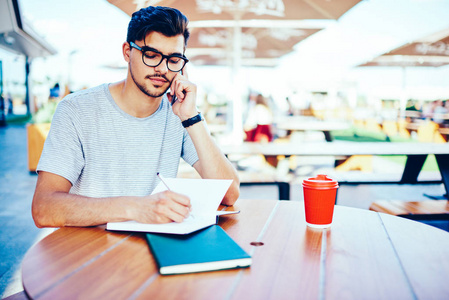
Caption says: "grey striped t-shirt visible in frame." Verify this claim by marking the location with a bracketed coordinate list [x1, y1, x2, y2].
[37, 84, 199, 198]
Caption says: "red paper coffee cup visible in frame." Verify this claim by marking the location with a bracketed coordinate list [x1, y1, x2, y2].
[302, 174, 339, 228]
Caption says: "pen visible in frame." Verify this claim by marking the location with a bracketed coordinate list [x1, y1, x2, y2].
[156, 172, 172, 191]
[156, 173, 194, 219]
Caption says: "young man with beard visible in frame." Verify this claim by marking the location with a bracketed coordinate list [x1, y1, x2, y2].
[32, 6, 239, 228]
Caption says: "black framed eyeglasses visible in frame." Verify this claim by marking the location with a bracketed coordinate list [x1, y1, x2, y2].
[129, 41, 188, 72]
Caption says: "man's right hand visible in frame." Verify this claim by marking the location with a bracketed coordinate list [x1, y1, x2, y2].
[32, 171, 192, 228]
[131, 191, 192, 224]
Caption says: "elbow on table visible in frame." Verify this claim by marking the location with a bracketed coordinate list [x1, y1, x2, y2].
[32, 196, 60, 228]
[32, 208, 48, 228]
[221, 179, 240, 206]
[32, 204, 50, 228]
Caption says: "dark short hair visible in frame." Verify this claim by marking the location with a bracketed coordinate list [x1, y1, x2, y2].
[126, 6, 190, 48]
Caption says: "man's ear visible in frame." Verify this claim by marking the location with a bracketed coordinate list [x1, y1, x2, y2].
[123, 42, 131, 63]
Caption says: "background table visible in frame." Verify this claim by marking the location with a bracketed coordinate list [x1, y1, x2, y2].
[220, 142, 449, 197]
[275, 118, 350, 142]
[22, 199, 449, 299]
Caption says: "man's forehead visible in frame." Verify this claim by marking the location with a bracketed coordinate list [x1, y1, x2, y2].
[142, 32, 185, 53]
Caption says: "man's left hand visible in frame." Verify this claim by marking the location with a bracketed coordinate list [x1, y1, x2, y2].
[168, 70, 198, 121]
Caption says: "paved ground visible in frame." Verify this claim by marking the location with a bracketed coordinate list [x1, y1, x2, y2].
[0, 123, 446, 298]
[0, 124, 56, 298]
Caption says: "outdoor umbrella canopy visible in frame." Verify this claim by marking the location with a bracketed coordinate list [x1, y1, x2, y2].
[107, 0, 362, 21]
[359, 56, 449, 68]
[359, 27, 449, 68]
[358, 27, 449, 110]
[186, 26, 321, 67]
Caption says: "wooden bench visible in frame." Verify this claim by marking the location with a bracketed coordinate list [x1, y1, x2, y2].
[369, 200, 449, 221]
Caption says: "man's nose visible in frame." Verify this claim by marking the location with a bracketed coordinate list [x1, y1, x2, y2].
[154, 58, 169, 73]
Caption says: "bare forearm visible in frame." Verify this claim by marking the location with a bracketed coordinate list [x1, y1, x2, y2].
[187, 122, 240, 205]
[32, 191, 137, 228]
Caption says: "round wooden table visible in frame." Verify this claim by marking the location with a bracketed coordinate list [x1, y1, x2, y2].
[22, 199, 449, 299]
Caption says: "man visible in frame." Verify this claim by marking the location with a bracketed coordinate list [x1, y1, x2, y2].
[32, 6, 240, 228]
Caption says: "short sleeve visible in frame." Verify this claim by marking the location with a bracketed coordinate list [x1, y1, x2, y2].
[37, 99, 85, 185]
[181, 128, 199, 167]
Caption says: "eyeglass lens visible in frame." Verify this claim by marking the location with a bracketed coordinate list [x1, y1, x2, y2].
[142, 50, 186, 72]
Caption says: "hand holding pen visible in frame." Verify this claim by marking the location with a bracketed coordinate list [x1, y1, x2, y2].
[157, 173, 194, 219]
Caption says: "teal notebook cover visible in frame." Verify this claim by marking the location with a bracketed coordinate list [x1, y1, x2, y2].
[145, 225, 252, 275]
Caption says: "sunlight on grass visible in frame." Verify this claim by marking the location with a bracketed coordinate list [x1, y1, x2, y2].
[381, 155, 439, 171]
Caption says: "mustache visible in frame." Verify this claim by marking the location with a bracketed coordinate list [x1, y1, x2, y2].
[146, 74, 169, 82]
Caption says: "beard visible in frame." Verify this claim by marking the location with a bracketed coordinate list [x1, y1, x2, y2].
[130, 64, 171, 98]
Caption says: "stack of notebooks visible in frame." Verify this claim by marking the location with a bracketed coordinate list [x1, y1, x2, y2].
[107, 178, 252, 275]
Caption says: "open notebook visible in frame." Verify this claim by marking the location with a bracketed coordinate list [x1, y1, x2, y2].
[106, 178, 233, 234]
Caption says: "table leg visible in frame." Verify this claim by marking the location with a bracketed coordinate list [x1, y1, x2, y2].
[435, 154, 449, 199]
[278, 182, 290, 200]
[323, 131, 333, 142]
[400, 154, 427, 183]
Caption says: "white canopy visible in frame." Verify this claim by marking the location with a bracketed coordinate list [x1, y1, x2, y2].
[0, 0, 56, 57]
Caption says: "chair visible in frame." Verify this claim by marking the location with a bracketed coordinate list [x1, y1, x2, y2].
[311, 109, 325, 120]
[26, 123, 51, 172]
[352, 118, 365, 129]
[381, 120, 398, 138]
[335, 155, 373, 172]
[364, 118, 383, 133]
[397, 119, 411, 139]
[369, 200, 449, 229]
[417, 121, 446, 143]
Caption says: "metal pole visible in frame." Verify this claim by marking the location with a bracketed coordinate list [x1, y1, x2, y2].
[0, 60, 6, 127]
[231, 12, 244, 142]
[399, 66, 407, 117]
[25, 56, 31, 116]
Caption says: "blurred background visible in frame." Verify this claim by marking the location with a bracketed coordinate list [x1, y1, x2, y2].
[2, 0, 449, 297]
[1, 0, 449, 128]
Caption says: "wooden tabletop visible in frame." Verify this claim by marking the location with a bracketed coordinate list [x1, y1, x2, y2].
[22, 199, 449, 299]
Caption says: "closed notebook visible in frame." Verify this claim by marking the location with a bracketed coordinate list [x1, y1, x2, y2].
[145, 225, 252, 275]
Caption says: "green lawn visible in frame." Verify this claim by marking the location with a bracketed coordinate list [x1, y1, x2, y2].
[332, 126, 439, 172]
[381, 155, 439, 172]
[5, 114, 32, 124]
[332, 126, 412, 143]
